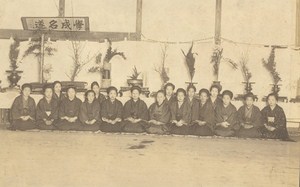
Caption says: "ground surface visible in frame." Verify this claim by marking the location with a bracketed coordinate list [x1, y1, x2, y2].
[0, 130, 299, 187]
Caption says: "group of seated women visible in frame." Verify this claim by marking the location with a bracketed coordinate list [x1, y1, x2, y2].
[9, 81, 290, 141]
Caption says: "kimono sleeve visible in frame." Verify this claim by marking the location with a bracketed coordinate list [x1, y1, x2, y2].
[191, 100, 200, 122]
[116, 101, 123, 119]
[100, 101, 108, 119]
[275, 107, 287, 130]
[10, 96, 22, 120]
[59, 100, 66, 118]
[139, 101, 149, 121]
[79, 103, 88, 123]
[182, 102, 192, 125]
[123, 100, 131, 119]
[28, 98, 36, 120]
[215, 105, 224, 124]
[93, 102, 101, 121]
[36, 100, 46, 120]
[160, 105, 171, 124]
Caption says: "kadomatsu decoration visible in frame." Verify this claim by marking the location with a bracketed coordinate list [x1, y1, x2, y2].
[181, 43, 198, 85]
[7, 38, 23, 88]
[262, 47, 282, 95]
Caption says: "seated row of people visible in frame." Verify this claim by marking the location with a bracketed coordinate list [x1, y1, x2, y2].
[9, 81, 290, 141]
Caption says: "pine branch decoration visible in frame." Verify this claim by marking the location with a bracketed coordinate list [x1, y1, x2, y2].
[181, 43, 197, 82]
[262, 47, 281, 84]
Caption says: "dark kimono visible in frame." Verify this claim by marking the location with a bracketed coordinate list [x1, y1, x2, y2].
[56, 97, 82, 131]
[237, 105, 263, 138]
[209, 97, 222, 110]
[165, 95, 177, 106]
[79, 100, 101, 132]
[95, 93, 106, 106]
[190, 101, 215, 136]
[36, 97, 58, 130]
[215, 103, 239, 137]
[10, 95, 37, 131]
[261, 105, 289, 140]
[123, 99, 149, 133]
[186, 97, 200, 122]
[100, 99, 124, 132]
[146, 100, 171, 134]
[53, 92, 66, 106]
[168, 100, 192, 135]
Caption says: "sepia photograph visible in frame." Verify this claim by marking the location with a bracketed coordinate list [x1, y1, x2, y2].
[0, 0, 299, 186]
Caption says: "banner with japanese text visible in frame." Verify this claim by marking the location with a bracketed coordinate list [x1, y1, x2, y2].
[21, 17, 89, 31]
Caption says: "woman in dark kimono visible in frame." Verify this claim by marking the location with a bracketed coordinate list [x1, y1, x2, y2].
[10, 84, 37, 131]
[91, 81, 106, 106]
[237, 92, 263, 138]
[36, 84, 58, 130]
[208, 84, 222, 110]
[186, 85, 200, 124]
[215, 90, 239, 137]
[53, 81, 65, 103]
[190, 89, 214, 136]
[123, 86, 149, 133]
[146, 90, 171, 134]
[79, 90, 100, 132]
[164, 83, 177, 105]
[261, 93, 289, 140]
[168, 88, 192, 135]
[56, 86, 82, 131]
[100, 86, 124, 133]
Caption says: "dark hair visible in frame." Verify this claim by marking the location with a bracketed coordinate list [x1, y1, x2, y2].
[66, 86, 76, 93]
[164, 83, 175, 91]
[53, 81, 62, 88]
[107, 86, 118, 94]
[21, 83, 32, 91]
[267, 93, 278, 101]
[209, 84, 221, 93]
[130, 86, 141, 93]
[91, 81, 100, 89]
[199, 88, 210, 97]
[85, 90, 96, 101]
[156, 90, 166, 97]
[43, 84, 53, 93]
[244, 92, 255, 100]
[176, 88, 186, 96]
[222, 90, 233, 99]
[187, 85, 196, 92]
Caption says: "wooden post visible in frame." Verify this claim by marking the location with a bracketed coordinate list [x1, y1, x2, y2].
[296, 0, 300, 47]
[40, 34, 45, 83]
[136, 0, 143, 40]
[214, 0, 222, 45]
[59, 0, 65, 17]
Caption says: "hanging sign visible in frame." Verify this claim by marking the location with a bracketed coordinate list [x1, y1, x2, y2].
[21, 17, 89, 31]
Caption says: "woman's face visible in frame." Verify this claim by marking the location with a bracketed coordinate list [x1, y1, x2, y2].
[200, 92, 208, 103]
[177, 92, 185, 102]
[131, 90, 140, 100]
[67, 88, 76, 99]
[245, 97, 254, 107]
[92, 85, 100, 95]
[109, 90, 117, 100]
[210, 88, 219, 98]
[44, 88, 53, 99]
[165, 86, 174, 96]
[54, 83, 62, 93]
[156, 92, 165, 104]
[187, 88, 195, 98]
[22, 87, 31, 97]
[87, 92, 95, 103]
[222, 95, 231, 106]
[267, 96, 277, 106]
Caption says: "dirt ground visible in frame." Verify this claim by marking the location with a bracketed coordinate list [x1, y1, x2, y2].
[0, 130, 299, 187]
